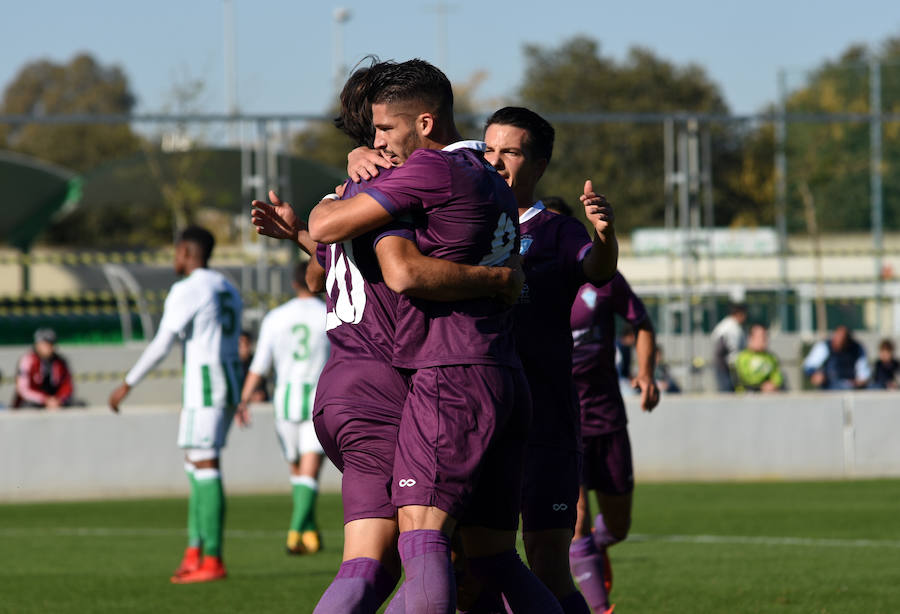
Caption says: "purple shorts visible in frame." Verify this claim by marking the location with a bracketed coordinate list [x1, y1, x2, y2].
[314, 403, 402, 524]
[521, 445, 581, 532]
[392, 365, 531, 530]
[582, 429, 634, 496]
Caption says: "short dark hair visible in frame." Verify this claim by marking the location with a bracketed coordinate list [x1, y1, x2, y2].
[334, 56, 382, 147]
[368, 59, 454, 121]
[541, 196, 572, 217]
[485, 106, 555, 161]
[177, 225, 215, 262]
[293, 261, 309, 290]
[879, 338, 894, 352]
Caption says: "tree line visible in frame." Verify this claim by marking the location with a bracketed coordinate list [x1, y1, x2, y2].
[3, 35, 900, 248]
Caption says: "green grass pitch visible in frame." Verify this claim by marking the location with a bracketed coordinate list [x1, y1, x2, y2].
[1, 480, 899, 613]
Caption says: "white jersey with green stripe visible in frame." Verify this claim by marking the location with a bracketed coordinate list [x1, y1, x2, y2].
[249, 296, 329, 422]
[160, 268, 243, 410]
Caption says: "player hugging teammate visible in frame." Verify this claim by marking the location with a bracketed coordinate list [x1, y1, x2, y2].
[251, 57, 655, 614]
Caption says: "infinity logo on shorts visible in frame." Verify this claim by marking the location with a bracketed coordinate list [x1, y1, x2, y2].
[398, 479, 417, 487]
[552, 503, 568, 511]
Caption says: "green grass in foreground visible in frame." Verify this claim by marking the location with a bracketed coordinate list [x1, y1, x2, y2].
[1, 480, 898, 613]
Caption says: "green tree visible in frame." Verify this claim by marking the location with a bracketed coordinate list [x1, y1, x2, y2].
[781, 38, 900, 232]
[0, 53, 140, 173]
[517, 37, 771, 232]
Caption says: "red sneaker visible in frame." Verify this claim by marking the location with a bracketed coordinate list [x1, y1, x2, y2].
[602, 549, 613, 593]
[171, 546, 202, 579]
[171, 555, 227, 584]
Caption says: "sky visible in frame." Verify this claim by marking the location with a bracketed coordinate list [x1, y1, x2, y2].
[1, 0, 899, 118]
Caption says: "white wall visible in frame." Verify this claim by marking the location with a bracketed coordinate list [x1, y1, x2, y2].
[0, 404, 341, 502]
[1, 392, 898, 502]
[625, 392, 900, 481]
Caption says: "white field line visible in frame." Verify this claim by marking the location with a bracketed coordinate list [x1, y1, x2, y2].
[1, 528, 899, 549]
[0, 527, 342, 539]
[628, 533, 900, 549]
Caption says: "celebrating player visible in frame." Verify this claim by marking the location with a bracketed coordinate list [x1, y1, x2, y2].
[251, 59, 526, 614]
[475, 107, 617, 613]
[568, 271, 659, 613]
[109, 226, 242, 584]
[304, 60, 562, 614]
[238, 261, 330, 555]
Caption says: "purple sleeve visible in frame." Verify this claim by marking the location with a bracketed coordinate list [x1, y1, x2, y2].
[362, 150, 453, 217]
[315, 242, 327, 267]
[612, 273, 649, 326]
[373, 222, 416, 248]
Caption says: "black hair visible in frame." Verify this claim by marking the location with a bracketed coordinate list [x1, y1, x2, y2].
[177, 225, 215, 262]
[368, 59, 454, 121]
[334, 56, 382, 146]
[541, 196, 572, 217]
[485, 106, 555, 161]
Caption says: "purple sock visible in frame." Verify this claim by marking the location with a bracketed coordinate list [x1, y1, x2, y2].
[387, 529, 455, 614]
[559, 590, 592, 614]
[592, 513, 625, 549]
[313, 557, 396, 614]
[569, 536, 609, 613]
[468, 549, 563, 614]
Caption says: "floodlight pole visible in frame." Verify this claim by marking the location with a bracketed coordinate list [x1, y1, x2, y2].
[869, 57, 883, 332]
[775, 68, 789, 332]
[224, 0, 239, 145]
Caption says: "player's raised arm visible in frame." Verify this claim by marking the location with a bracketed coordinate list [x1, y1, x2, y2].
[251, 190, 318, 255]
[374, 235, 524, 304]
[580, 179, 618, 283]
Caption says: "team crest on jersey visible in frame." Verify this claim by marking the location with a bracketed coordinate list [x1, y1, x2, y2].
[580, 288, 598, 310]
[519, 235, 534, 255]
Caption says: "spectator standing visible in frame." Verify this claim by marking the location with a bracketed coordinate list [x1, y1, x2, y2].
[871, 339, 899, 390]
[734, 324, 784, 393]
[710, 303, 748, 392]
[803, 325, 870, 390]
[12, 328, 73, 409]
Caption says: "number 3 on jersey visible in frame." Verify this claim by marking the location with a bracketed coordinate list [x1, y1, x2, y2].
[324, 242, 366, 331]
[479, 212, 517, 266]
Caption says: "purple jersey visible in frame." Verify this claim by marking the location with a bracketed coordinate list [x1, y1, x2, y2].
[515, 203, 593, 450]
[570, 272, 649, 435]
[313, 171, 410, 413]
[366, 143, 520, 369]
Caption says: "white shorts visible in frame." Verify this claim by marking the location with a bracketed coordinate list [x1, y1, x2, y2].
[178, 406, 233, 451]
[275, 418, 323, 464]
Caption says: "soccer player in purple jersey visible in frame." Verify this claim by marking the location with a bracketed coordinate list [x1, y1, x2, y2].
[252, 61, 524, 614]
[307, 60, 563, 614]
[477, 107, 617, 614]
[568, 272, 659, 614]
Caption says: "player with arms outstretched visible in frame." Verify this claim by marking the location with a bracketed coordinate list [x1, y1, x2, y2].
[109, 225, 242, 584]
[238, 261, 329, 555]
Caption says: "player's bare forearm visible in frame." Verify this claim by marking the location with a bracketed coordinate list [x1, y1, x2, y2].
[240, 371, 265, 406]
[375, 236, 521, 303]
[582, 228, 618, 283]
[308, 193, 393, 244]
[579, 180, 618, 282]
[306, 255, 326, 293]
[632, 322, 660, 411]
